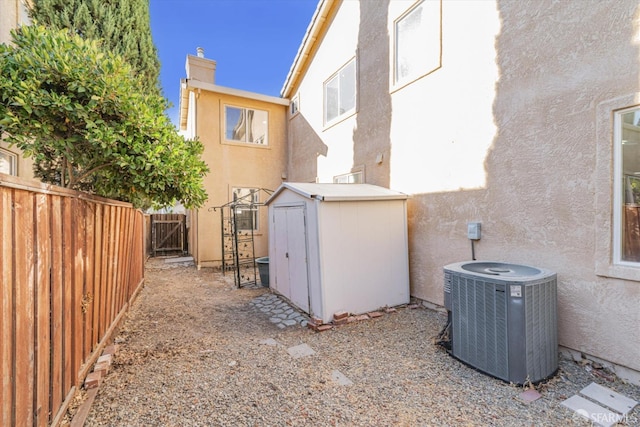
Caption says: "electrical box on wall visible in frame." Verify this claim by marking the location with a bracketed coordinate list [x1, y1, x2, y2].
[467, 222, 481, 240]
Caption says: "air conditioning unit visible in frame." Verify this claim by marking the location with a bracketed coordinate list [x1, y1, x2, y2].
[443, 261, 557, 384]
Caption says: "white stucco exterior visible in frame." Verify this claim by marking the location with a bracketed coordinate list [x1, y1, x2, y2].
[283, 0, 640, 382]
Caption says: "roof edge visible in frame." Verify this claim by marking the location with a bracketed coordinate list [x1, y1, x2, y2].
[185, 79, 289, 106]
[266, 183, 409, 205]
[280, 0, 335, 98]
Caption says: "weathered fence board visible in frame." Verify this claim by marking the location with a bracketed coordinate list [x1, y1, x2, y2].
[35, 193, 50, 427]
[50, 195, 63, 424]
[14, 189, 35, 427]
[0, 174, 145, 426]
[1, 184, 13, 427]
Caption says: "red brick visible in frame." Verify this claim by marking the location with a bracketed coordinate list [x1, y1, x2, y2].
[307, 322, 319, 331]
[94, 361, 110, 374]
[368, 311, 384, 318]
[333, 311, 349, 321]
[333, 317, 348, 326]
[97, 354, 112, 365]
[355, 314, 370, 321]
[102, 344, 119, 356]
[310, 317, 323, 326]
[84, 372, 101, 389]
[317, 324, 333, 332]
[408, 303, 420, 309]
[347, 316, 358, 323]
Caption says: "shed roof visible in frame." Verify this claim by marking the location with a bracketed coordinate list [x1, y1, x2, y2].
[266, 183, 408, 204]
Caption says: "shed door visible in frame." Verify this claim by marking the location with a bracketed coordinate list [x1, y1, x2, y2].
[274, 206, 309, 313]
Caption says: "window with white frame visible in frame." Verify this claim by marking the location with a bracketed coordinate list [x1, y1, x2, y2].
[224, 106, 268, 145]
[0, 148, 17, 176]
[394, 0, 441, 86]
[333, 171, 363, 184]
[615, 108, 640, 263]
[290, 94, 299, 117]
[324, 58, 356, 125]
[232, 187, 259, 230]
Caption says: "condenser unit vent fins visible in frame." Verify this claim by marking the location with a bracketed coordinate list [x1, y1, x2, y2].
[444, 261, 557, 384]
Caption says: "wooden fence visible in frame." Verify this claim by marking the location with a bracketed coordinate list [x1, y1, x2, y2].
[0, 174, 145, 426]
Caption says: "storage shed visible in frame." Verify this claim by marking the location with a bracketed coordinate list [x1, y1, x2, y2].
[265, 183, 410, 323]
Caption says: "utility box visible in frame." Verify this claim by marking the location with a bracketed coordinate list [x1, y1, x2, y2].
[266, 183, 410, 323]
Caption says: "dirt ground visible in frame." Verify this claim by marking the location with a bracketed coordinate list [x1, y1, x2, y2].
[71, 257, 640, 427]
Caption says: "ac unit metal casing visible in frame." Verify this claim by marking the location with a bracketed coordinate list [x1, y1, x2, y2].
[443, 261, 558, 384]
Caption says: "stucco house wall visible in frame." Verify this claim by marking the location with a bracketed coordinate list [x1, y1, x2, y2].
[283, 0, 640, 380]
[180, 55, 288, 269]
[0, 0, 29, 44]
[0, 0, 35, 180]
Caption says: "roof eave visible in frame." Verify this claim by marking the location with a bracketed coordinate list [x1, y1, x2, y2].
[280, 0, 336, 98]
[185, 79, 289, 106]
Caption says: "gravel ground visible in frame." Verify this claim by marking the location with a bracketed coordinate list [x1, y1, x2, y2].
[79, 258, 640, 426]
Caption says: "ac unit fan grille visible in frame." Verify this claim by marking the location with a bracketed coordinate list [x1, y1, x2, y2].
[451, 275, 509, 380]
[525, 278, 558, 381]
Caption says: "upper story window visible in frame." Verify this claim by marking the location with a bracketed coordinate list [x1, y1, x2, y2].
[394, 0, 442, 87]
[615, 108, 640, 264]
[0, 148, 17, 176]
[224, 105, 268, 145]
[324, 58, 356, 125]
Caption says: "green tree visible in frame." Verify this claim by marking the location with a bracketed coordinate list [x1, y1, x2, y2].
[29, 0, 160, 93]
[0, 25, 208, 208]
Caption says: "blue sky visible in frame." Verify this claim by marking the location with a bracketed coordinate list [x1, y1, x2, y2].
[149, 0, 319, 127]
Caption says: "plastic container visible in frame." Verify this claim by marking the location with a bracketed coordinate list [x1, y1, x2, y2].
[256, 257, 269, 286]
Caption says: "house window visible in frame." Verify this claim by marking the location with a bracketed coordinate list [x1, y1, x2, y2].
[224, 106, 268, 145]
[333, 171, 363, 184]
[615, 108, 640, 263]
[324, 58, 356, 125]
[290, 94, 299, 117]
[232, 187, 259, 230]
[394, 0, 442, 86]
[0, 148, 17, 175]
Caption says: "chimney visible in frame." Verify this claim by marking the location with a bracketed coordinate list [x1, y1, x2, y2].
[186, 47, 216, 84]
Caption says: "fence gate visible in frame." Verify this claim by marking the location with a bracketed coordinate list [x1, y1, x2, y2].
[151, 213, 187, 257]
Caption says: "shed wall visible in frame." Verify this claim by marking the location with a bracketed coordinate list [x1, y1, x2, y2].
[318, 199, 409, 321]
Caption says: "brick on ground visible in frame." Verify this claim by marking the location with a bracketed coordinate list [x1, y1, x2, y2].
[84, 372, 102, 389]
[94, 361, 110, 374]
[97, 354, 112, 365]
[333, 311, 349, 321]
[102, 344, 119, 356]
